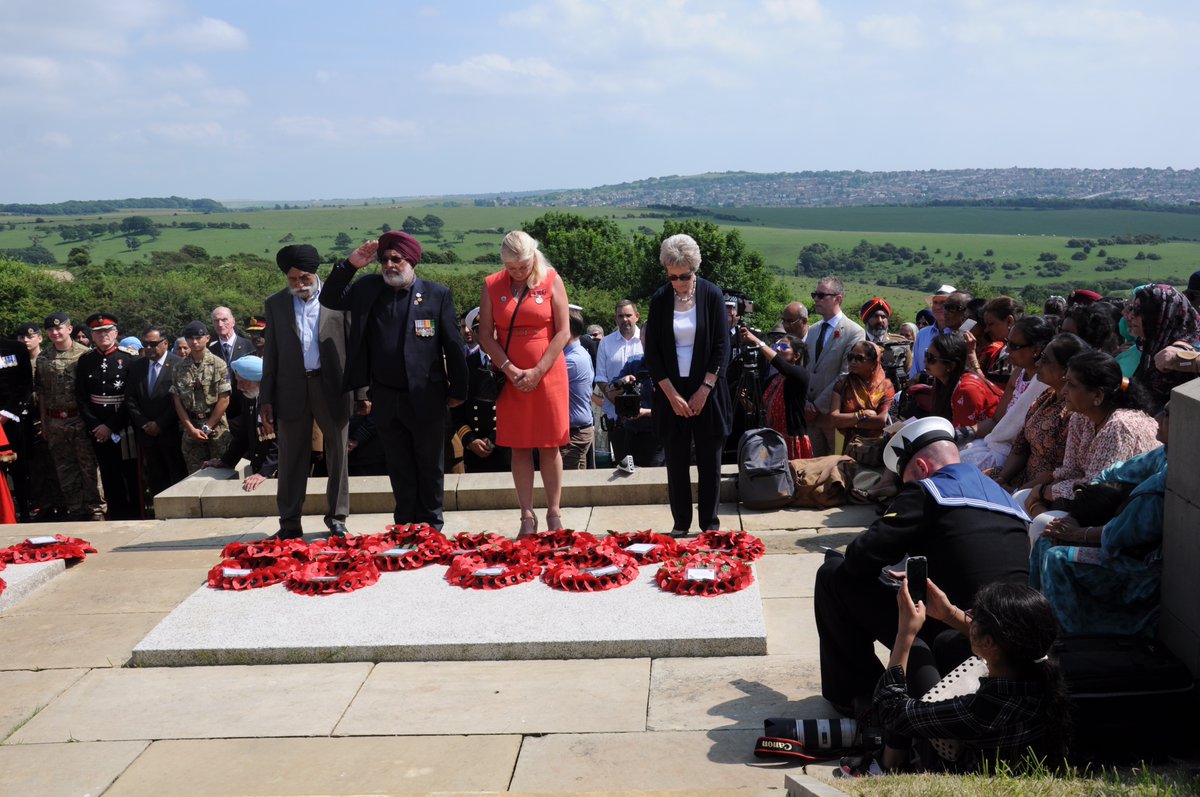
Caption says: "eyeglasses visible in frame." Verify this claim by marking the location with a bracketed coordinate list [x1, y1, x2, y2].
[782, 315, 805, 324]
[773, 343, 791, 352]
[811, 291, 838, 300]
[141, 339, 166, 347]
[943, 303, 967, 312]
[1006, 339, 1034, 351]
[382, 255, 408, 265]
[666, 273, 693, 282]
[846, 354, 871, 363]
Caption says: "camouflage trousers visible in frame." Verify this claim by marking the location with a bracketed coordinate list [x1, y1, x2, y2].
[181, 424, 231, 474]
[42, 415, 103, 519]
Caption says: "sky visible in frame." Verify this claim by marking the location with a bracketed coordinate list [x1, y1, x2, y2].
[2, 0, 1198, 204]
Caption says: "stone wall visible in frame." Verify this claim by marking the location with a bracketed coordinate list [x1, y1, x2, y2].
[1161, 378, 1200, 677]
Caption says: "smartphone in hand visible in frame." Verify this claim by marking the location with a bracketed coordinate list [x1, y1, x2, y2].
[906, 556, 928, 605]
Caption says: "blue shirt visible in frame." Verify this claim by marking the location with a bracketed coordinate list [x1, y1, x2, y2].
[564, 340, 595, 429]
[292, 277, 323, 372]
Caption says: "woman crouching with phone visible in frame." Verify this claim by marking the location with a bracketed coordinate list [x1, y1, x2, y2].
[847, 579, 1069, 775]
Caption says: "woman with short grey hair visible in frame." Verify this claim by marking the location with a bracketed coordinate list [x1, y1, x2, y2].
[642, 234, 731, 536]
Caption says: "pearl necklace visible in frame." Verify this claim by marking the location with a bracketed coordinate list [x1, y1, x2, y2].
[673, 283, 696, 306]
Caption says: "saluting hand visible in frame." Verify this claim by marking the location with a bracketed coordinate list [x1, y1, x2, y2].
[348, 241, 379, 269]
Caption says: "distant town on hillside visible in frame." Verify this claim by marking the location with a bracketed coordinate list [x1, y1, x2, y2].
[4, 168, 1200, 215]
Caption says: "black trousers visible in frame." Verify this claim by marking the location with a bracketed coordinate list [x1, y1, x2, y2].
[7, 419, 32, 521]
[92, 437, 138, 520]
[136, 426, 187, 498]
[814, 552, 967, 710]
[661, 413, 725, 533]
[371, 383, 447, 530]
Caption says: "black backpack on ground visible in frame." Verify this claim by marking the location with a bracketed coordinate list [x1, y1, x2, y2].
[737, 428, 794, 509]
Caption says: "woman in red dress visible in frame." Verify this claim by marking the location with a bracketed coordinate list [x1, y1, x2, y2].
[477, 231, 570, 536]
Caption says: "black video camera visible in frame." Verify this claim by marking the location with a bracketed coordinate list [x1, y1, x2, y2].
[613, 374, 645, 420]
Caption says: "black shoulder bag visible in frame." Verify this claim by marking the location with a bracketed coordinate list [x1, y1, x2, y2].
[476, 285, 529, 403]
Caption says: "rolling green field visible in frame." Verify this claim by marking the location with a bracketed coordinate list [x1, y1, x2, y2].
[3, 204, 1197, 327]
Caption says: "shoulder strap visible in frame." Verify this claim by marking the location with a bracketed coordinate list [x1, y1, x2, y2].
[501, 285, 530, 356]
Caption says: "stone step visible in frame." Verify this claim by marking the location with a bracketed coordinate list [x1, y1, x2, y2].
[154, 463, 740, 519]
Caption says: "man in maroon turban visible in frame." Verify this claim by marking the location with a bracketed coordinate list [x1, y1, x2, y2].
[320, 231, 468, 530]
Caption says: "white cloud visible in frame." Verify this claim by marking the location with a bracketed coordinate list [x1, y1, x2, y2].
[143, 16, 249, 52]
[0, 54, 64, 87]
[367, 118, 419, 138]
[858, 14, 924, 49]
[315, 70, 332, 85]
[273, 115, 342, 143]
[148, 121, 230, 144]
[427, 54, 574, 95]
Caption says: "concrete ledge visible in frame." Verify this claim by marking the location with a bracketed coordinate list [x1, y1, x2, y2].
[0, 560, 66, 613]
[131, 563, 766, 666]
[785, 773, 847, 797]
[155, 463, 738, 519]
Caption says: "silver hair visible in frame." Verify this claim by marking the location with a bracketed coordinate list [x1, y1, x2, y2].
[659, 234, 701, 272]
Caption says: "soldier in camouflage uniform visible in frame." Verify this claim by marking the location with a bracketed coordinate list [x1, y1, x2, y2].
[35, 312, 104, 520]
[16, 322, 65, 520]
[172, 320, 232, 473]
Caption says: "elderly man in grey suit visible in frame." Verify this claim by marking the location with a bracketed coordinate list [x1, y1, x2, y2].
[260, 244, 358, 540]
[804, 276, 866, 456]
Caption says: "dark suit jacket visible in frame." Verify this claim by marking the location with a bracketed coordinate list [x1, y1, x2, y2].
[125, 353, 183, 431]
[320, 263, 468, 423]
[261, 287, 355, 422]
[219, 395, 278, 477]
[208, 335, 255, 367]
[643, 276, 731, 437]
[0, 340, 32, 422]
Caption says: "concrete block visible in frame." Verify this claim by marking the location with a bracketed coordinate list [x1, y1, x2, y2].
[1166, 379, 1200, 498]
[455, 469, 537, 509]
[0, 560, 64, 614]
[102, 736, 520, 797]
[1162, 492, 1200, 638]
[9, 663, 372, 743]
[152, 467, 219, 518]
[120, 518, 259, 551]
[335, 658, 650, 735]
[345, 475, 402, 513]
[198, 475, 279, 518]
[0, 741, 149, 797]
[131, 563, 767, 666]
[0, 668, 86, 740]
[647, 654, 826, 731]
[1160, 606, 1200, 680]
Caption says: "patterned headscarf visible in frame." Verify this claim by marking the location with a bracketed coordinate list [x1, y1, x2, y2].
[1133, 283, 1200, 404]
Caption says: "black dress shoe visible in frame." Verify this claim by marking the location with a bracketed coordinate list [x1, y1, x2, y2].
[266, 530, 303, 541]
[327, 521, 348, 538]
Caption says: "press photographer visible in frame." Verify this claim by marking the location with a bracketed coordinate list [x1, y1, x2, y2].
[605, 354, 663, 467]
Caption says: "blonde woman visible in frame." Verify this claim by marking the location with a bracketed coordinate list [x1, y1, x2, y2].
[477, 230, 570, 535]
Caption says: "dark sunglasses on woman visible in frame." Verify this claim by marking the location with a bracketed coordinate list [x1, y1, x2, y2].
[666, 273, 693, 282]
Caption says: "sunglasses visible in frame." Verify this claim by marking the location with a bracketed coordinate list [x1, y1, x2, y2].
[666, 273, 693, 282]
[943, 303, 967, 312]
[773, 342, 791, 352]
[382, 255, 408, 265]
[141, 339, 166, 347]
[924, 354, 947, 365]
[846, 354, 871, 363]
[1006, 339, 1035, 351]
[811, 291, 838, 300]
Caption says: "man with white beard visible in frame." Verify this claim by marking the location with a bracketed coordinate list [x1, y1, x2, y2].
[321, 231, 468, 530]
[259, 244, 358, 539]
[205, 355, 278, 493]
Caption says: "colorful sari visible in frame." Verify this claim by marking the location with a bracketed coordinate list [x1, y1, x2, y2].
[764, 375, 812, 460]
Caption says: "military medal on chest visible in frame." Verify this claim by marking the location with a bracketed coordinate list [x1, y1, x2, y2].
[414, 319, 435, 338]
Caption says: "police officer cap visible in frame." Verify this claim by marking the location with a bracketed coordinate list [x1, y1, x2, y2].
[276, 244, 321, 274]
[230, 355, 263, 382]
[245, 316, 267, 333]
[86, 312, 119, 331]
[183, 320, 209, 337]
[883, 416, 956, 476]
[44, 311, 70, 329]
[15, 322, 40, 337]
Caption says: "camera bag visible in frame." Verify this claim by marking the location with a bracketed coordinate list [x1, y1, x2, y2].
[1056, 633, 1197, 763]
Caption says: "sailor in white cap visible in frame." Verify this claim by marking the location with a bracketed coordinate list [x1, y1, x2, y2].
[813, 416, 1032, 716]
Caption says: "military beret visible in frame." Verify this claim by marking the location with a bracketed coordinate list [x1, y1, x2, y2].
[43, 312, 70, 329]
[182, 320, 209, 337]
[15, 322, 40, 337]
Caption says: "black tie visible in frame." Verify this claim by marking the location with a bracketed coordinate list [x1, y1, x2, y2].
[814, 321, 831, 362]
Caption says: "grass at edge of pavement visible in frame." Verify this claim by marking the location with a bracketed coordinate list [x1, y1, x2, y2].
[828, 763, 1200, 797]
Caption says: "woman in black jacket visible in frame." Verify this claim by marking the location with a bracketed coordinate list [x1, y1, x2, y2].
[738, 328, 811, 457]
[644, 234, 732, 537]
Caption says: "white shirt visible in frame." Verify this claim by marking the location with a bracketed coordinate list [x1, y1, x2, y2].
[673, 306, 697, 378]
[292, 277, 323, 372]
[595, 327, 643, 419]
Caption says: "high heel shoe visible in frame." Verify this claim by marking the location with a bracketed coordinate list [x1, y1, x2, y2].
[545, 513, 564, 532]
[518, 515, 538, 538]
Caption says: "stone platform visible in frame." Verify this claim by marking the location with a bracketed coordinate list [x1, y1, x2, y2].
[0, 559, 65, 613]
[154, 463, 740, 518]
[131, 562, 767, 666]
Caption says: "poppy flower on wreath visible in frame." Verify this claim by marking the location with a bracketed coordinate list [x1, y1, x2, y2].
[684, 531, 765, 561]
[517, 529, 599, 563]
[445, 548, 541, 590]
[286, 553, 380, 596]
[655, 552, 755, 597]
[603, 530, 681, 563]
[542, 543, 639, 592]
[207, 555, 299, 590]
[0, 535, 97, 564]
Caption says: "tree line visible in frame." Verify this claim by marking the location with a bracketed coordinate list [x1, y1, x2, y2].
[0, 196, 226, 216]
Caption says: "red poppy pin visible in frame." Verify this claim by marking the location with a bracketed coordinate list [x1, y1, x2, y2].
[833, 329, 841, 340]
